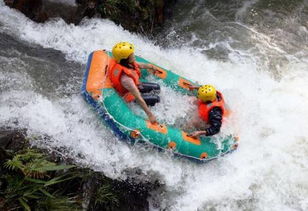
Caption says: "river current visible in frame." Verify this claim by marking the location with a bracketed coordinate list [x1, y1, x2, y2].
[0, 0, 308, 210]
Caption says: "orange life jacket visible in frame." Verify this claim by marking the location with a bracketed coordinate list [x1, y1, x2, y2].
[198, 91, 227, 123]
[109, 61, 141, 102]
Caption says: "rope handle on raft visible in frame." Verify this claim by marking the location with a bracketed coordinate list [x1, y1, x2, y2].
[148, 64, 163, 73]
[149, 64, 167, 79]
[182, 81, 191, 86]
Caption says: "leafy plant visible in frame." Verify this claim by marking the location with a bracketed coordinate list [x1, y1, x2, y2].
[1, 149, 78, 210]
[1, 148, 122, 210]
[94, 183, 119, 209]
[1, 173, 79, 210]
[4, 149, 74, 178]
[36, 196, 80, 211]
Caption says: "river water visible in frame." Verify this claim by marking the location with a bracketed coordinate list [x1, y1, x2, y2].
[0, 0, 308, 210]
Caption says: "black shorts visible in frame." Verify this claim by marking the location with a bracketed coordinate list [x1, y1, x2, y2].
[138, 82, 160, 106]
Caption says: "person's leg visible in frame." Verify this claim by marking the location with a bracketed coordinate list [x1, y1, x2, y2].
[137, 82, 160, 106]
[121, 76, 160, 106]
[121, 74, 157, 123]
[138, 82, 160, 94]
[141, 94, 160, 106]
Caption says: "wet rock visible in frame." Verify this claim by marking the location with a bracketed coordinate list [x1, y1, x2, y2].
[4, 0, 177, 34]
[0, 127, 28, 151]
[0, 148, 8, 164]
[112, 179, 152, 211]
[0, 127, 28, 167]
[74, 0, 103, 24]
[4, 0, 76, 23]
[86, 173, 154, 211]
[97, 0, 178, 34]
[4, 0, 48, 22]
[43, 1, 78, 23]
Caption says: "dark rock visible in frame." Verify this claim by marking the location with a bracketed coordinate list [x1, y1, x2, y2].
[4, 0, 48, 22]
[0, 147, 8, 164]
[4, 0, 177, 34]
[0, 127, 28, 167]
[0, 127, 28, 151]
[87, 173, 154, 211]
[112, 179, 151, 211]
[74, 0, 103, 24]
[43, 1, 78, 24]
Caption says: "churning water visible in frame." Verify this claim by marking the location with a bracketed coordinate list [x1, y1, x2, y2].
[0, 0, 308, 210]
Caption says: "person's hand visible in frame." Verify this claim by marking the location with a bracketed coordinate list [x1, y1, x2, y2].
[148, 112, 158, 124]
[148, 64, 161, 74]
[188, 85, 195, 91]
[188, 131, 205, 139]
[153, 68, 161, 74]
[188, 85, 200, 91]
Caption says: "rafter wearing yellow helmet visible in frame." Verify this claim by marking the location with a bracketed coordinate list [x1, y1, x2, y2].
[112, 42, 135, 63]
[197, 85, 217, 102]
[186, 84, 227, 138]
[109, 42, 163, 124]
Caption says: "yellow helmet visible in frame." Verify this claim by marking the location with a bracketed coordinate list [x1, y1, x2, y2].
[197, 85, 217, 102]
[112, 42, 135, 63]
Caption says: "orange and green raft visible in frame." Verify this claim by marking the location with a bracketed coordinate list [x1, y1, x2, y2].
[81, 50, 238, 162]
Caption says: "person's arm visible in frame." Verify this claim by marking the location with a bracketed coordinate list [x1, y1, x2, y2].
[188, 130, 207, 138]
[188, 107, 223, 138]
[204, 107, 223, 136]
[188, 85, 200, 91]
[121, 75, 157, 123]
[138, 63, 160, 74]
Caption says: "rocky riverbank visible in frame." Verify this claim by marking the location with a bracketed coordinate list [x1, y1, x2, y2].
[4, 0, 177, 34]
[0, 128, 160, 210]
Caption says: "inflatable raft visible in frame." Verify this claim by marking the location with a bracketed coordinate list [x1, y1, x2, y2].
[81, 50, 238, 162]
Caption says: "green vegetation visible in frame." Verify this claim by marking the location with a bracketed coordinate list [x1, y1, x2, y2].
[0, 149, 119, 211]
[3, 149, 75, 178]
[94, 182, 119, 209]
[0, 149, 78, 210]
